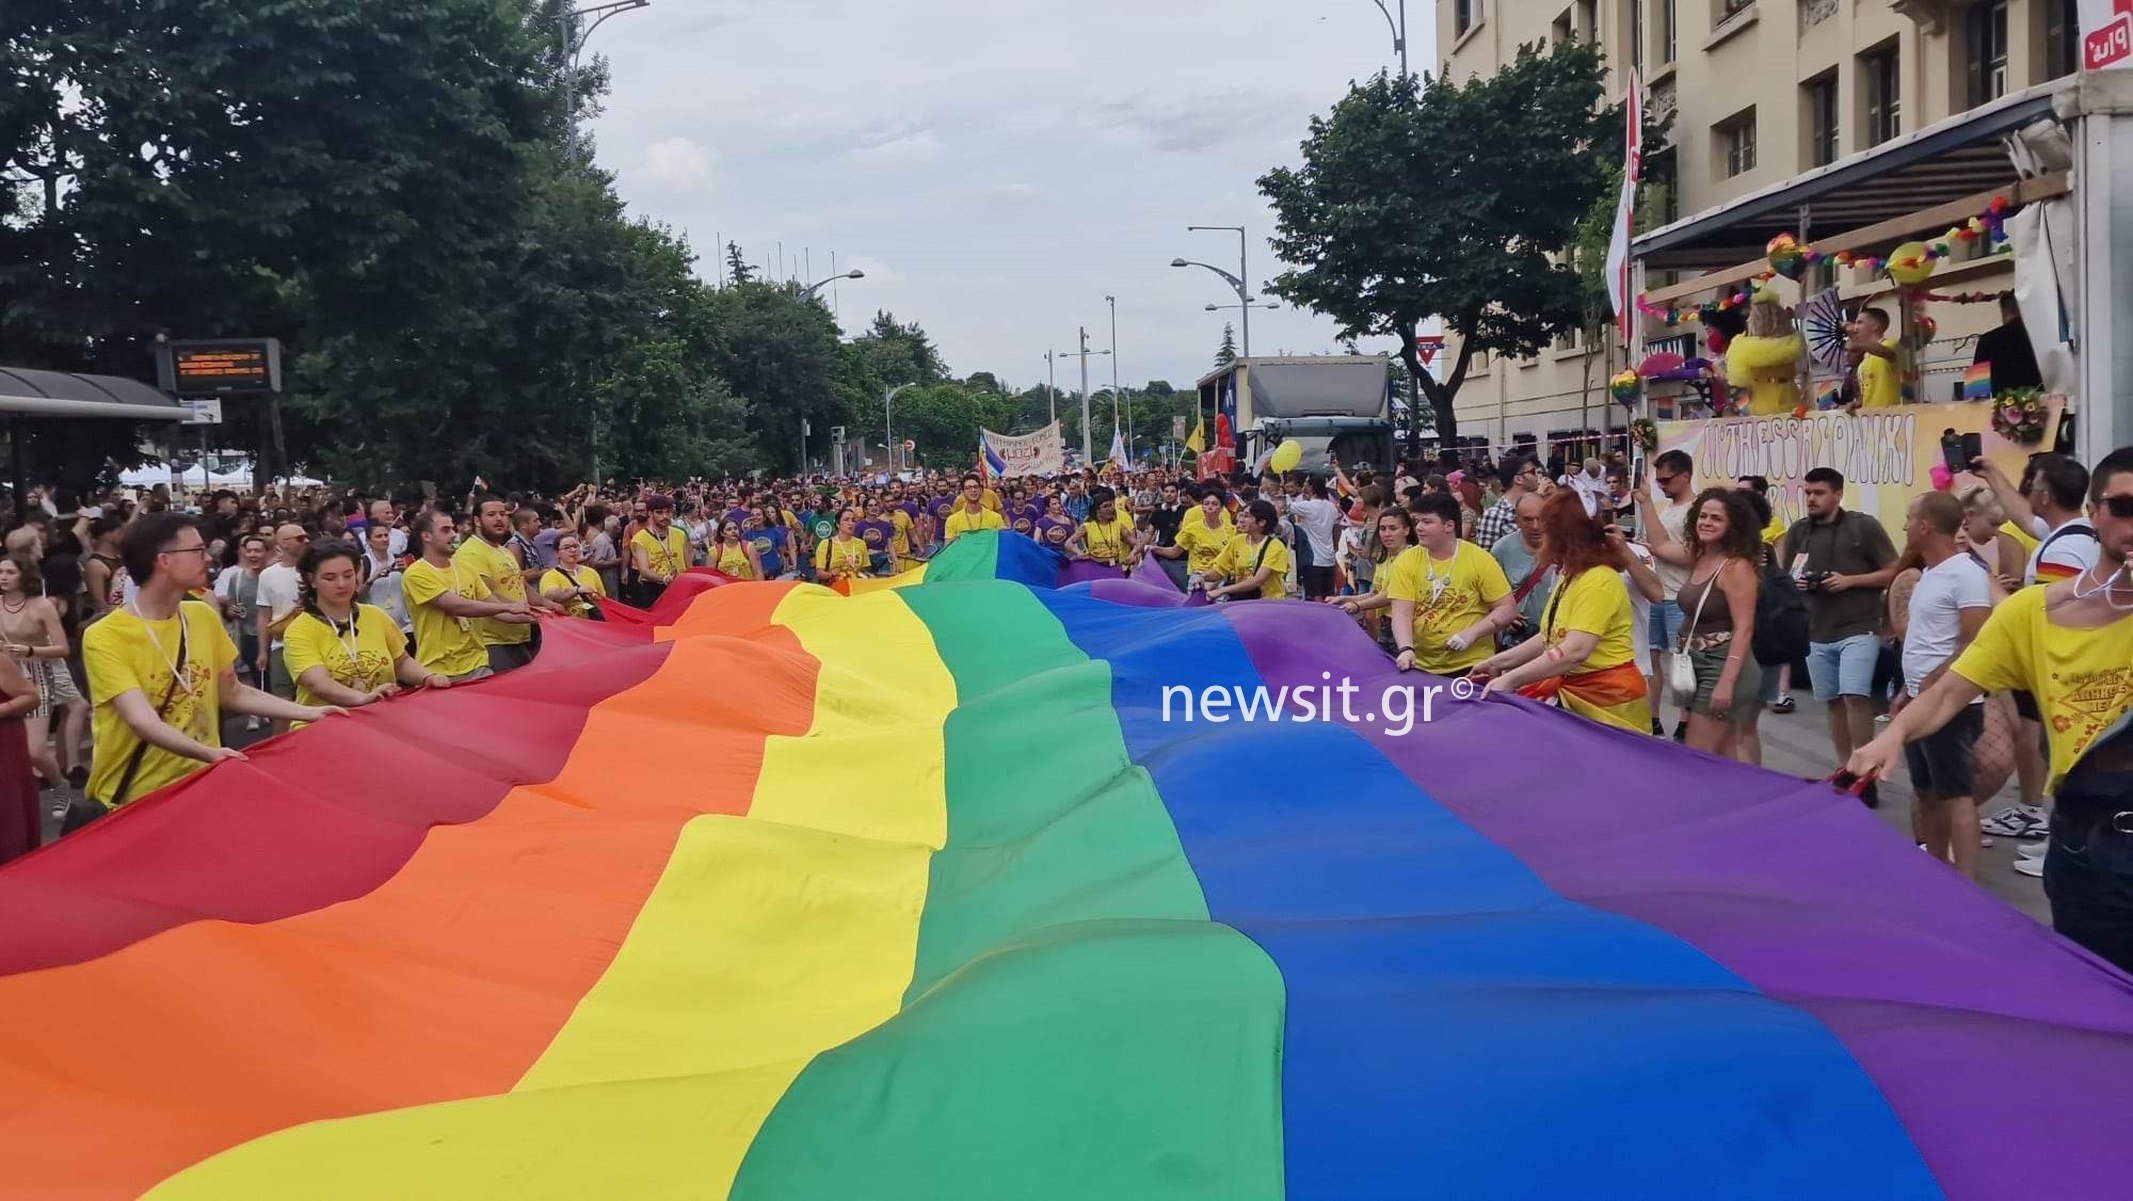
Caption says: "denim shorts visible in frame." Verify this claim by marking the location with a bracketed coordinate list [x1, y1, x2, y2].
[1647, 600, 1684, 653]
[1806, 633, 1881, 701]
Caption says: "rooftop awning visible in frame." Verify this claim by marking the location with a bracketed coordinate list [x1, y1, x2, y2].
[1633, 79, 2072, 270]
[0, 367, 191, 421]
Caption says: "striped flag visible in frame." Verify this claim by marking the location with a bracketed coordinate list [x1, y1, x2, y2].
[1605, 69, 1642, 345]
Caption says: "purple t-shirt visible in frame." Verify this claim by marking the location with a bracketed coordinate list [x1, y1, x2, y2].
[1032, 515, 1075, 548]
[858, 519, 895, 557]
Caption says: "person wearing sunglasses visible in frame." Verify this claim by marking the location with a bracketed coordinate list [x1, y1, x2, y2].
[1850, 447, 2133, 970]
[74, 514, 341, 833]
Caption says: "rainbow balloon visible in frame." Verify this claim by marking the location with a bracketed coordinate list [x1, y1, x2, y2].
[4, 530, 2131, 1199]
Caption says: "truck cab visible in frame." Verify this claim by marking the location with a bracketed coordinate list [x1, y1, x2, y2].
[1195, 355, 1395, 477]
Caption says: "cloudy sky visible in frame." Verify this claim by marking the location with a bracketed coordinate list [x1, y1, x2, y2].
[589, 0, 1433, 394]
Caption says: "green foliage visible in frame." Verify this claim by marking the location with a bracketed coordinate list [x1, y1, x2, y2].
[725, 242, 757, 285]
[1215, 324, 1238, 367]
[1260, 44, 1656, 447]
[704, 280, 850, 475]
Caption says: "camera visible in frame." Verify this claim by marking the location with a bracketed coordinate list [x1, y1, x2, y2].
[1801, 570, 1833, 591]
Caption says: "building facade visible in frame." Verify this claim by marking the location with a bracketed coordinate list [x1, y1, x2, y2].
[1433, 0, 2079, 454]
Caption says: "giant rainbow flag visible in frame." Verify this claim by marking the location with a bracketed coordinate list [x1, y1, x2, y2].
[5, 530, 2132, 1198]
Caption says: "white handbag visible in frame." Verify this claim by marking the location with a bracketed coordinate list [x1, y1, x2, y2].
[1668, 563, 1718, 702]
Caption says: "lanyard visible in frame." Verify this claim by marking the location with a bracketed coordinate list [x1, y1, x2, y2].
[130, 602, 194, 697]
[1422, 548, 1453, 607]
[326, 609, 361, 667]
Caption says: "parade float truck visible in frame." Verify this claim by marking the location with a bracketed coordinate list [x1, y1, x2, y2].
[1194, 354, 1396, 477]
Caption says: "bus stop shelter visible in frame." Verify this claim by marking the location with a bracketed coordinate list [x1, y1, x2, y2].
[0, 366, 191, 506]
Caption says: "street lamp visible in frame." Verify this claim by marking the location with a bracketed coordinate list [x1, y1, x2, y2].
[1173, 225, 1255, 358]
[884, 382, 915, 473]
[563, 1, 651, 159]
[1364, 0, 1410, 82]
[1055, 331, 1111, 463]
[1207, 302, 1279, 312]
[798, 269, 864, 300]
[1105, 294, 1125, 459]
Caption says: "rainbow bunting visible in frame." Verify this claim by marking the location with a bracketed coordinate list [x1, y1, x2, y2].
[5, 529, 2132, 1198]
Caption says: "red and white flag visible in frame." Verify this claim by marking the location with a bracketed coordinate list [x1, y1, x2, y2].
[1604, 69, 1642, 345]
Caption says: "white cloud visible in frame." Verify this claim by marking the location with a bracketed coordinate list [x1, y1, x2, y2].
[842, 255, 900, 286]
[959, 182, 1042, 209]
[640, 137, 716, 186]
[849, 130, 945, 168]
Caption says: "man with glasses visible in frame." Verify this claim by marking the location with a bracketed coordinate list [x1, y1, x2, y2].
[1475, 454, 1540, 550]
[254, 522, 310, 735]
[1638, 450, 1699, 740]
[75, 513, 338, 831]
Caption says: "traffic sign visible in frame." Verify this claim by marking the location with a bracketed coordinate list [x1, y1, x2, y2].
[1414, 334, 1445, 367]
[903, 439, 915, 451]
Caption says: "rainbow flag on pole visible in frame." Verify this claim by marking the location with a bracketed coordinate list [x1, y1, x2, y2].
[1962, 361, 1995, 400]
[5, 531, 2132, 1198]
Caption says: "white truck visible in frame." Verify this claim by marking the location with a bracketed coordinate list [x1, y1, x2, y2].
[1193, 354, 1396, 476]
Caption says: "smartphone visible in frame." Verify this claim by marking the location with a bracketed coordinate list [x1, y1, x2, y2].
[1961, 432, 1984, 467]
[1940, 431, 1967, 476]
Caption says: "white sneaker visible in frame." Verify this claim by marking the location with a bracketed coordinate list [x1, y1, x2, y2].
[1982, 804, 2047, 838]
[2013, 855, 2045, 878]
[2017, 839, 2048, 858]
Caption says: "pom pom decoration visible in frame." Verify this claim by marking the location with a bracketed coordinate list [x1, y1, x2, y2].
[1268, 439, 1303, 474]
[1630, 417, 1659, 453]
[1766, 233, 1808, 281]
[1609, 370, 1642, 407]
[1990, 388, 2048, 444]
[1886, 241, 1935, 286]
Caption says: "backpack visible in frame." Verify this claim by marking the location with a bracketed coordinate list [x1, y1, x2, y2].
[1752, 560, 1810, 667]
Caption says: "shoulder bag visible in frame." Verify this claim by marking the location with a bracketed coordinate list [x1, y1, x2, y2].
[1668, 562, 1719, 703]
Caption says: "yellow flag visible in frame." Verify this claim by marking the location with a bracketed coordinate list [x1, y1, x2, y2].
[1184, 413, 1205, 454]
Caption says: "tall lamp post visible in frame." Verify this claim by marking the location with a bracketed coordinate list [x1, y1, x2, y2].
[884, 382, 915, 473]
[1044, 351, 1058, 426]
[798, 269, 864, 300]
[1105, 294, 1126, 460]
[563, 1, 651, 159]
[1054, 331, 1111, 463]
[1173, 224, 1255, 358]
[1364, 0, 1410, 81]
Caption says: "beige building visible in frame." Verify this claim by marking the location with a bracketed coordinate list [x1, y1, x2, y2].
[1433, 0, 2078, 458]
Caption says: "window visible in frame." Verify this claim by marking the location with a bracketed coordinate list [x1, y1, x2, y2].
[1661, 0, 1676, 61]
[2046, 0, 2079, 78]
[1629, 0, 1643, 72]
[1717, 109, 1756, 177]
[1577, 0, 1598, 39]
[1804, 73, 1839, 167]
[1966, 0, 2009, 107]
[1456, 0, 1476, 36]
[1552, 9, 1572, 43]
[1717, 0, 1754, 25]
[1862, 45, 1900, 147]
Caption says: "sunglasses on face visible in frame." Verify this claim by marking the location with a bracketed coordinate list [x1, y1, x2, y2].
[2102, 495, 2133, 519]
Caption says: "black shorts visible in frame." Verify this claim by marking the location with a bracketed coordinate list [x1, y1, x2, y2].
[2013, 689, 2041, 721]
[1300, 565, 1336, 599]
[1904, 702, 1984, 797]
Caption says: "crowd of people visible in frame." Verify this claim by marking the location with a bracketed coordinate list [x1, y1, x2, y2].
[0, 439, 2127, 970]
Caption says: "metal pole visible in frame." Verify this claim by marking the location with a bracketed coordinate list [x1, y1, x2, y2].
[1079, 328, 1093, 463]
[1047, 352, 1057, 426]
[1107, 294, 1123, 458]
[1398, 0, 1409, 80]
[1237, 229, 1251, 360]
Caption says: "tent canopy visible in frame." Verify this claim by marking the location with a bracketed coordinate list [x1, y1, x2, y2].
[0, 366, 191, 422]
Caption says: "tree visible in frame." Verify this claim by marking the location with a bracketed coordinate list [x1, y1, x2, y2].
[1215, 324, 1238, 367]
[705, 281, 850, 474]
[1260, 45, 1652, 448]
[725, 241, 756, 285]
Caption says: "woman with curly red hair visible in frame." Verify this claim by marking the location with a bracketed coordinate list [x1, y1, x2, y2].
[1471, 490, 1652, 733]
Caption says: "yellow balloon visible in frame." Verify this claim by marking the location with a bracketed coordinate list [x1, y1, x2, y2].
[1269, 439, 1303, 474]
[1885, 241, 1935, 286]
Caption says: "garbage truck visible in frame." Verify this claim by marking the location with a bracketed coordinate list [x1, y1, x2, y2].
[1192, 354, 1395, 478]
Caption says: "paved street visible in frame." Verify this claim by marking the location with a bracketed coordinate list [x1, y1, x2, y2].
[1694, 690, 2051, 925]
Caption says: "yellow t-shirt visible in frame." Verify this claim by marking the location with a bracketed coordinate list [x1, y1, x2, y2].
[1998, 519, 2041, 554]
[454, 536, 530, 648]
[1214, 533, 1290, 599]
[1953, 586, 2133, 792]
[713, 542, 755, 579]
[1761, 513, 1787, 546]
[982, 488, 1002, 513]
[1857, 338, 1900, 408]
[282, 604, 407, 719]
[630, 526, 691, 581]
[815, 535, 870, 578]
[1174, 514, 1235, 576]
[82, 600, 238, 808]
[539, 565, 606, 618]
[889, 509, 914, 559]
[943, 506, 1005, 543]
[1540, 566, 1638, 671]
[1382, 541, 1512, 674]
[402, 557, 491, 678]
[1082, 515, 1136, 565]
